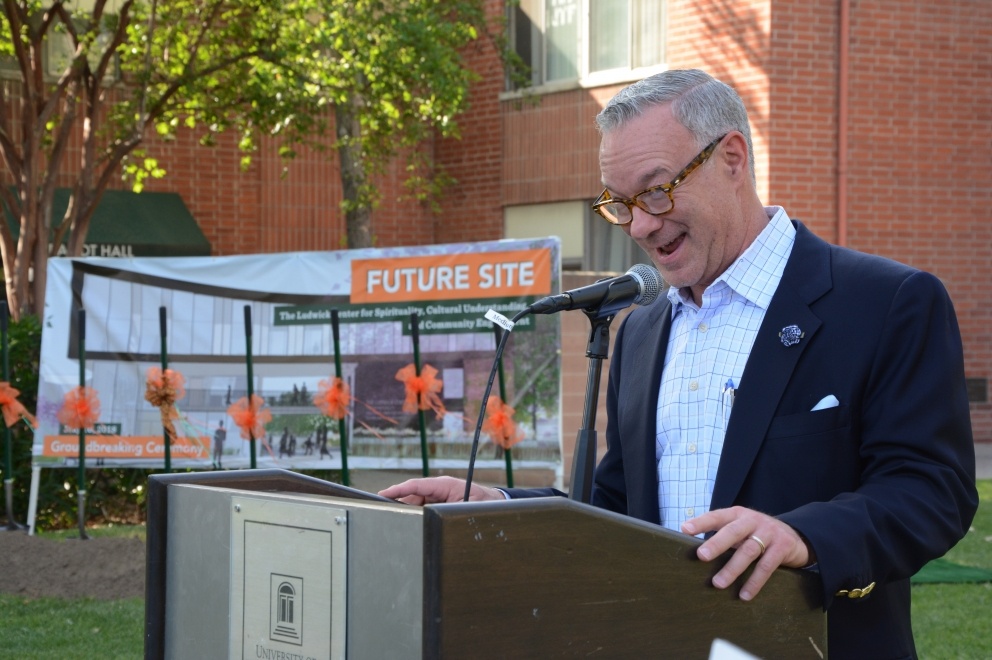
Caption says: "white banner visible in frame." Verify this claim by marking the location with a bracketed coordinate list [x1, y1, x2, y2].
[33, 237, 562, 473]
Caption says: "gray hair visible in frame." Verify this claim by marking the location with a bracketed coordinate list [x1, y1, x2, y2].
[596, 69, 756, 183]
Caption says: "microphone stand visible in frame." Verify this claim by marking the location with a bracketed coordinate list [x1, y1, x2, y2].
[568, 307, 616, 504]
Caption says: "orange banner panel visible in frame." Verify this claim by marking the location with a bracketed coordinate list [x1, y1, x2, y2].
[43, 435, 211, 460]
[350, 248, 552, 304]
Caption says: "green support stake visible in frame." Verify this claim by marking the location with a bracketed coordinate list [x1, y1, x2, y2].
[330, 310, 350, 486]
[1, 302, 27, 531]
[410, 312, 430, 477]
[159, 307, 171, 473]
[244, 305, 257, 469]
[493, 326, 514, 488]
[76, 309, 89, 540]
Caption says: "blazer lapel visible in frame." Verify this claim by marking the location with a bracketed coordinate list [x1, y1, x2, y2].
[632, 300, 672, 519]
[710, 222, 831, 509]
[612, 298, 672, 523]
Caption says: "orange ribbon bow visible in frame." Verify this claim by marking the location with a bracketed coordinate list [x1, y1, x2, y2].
[313, 377, 351, 420]
[482, 395, 524, 450]
[395, 363, 446, 419]
[227, 394, 272, 440]
[144, 367, 186, 441]
[57, 386, 101, 431]
[0, 381, 37, 429]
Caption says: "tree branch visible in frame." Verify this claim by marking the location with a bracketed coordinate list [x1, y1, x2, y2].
[89, 0, 135, 86]
[40, 83, 80, 239]
[3, 0, 32, 102]
[0, 82, 25, 182]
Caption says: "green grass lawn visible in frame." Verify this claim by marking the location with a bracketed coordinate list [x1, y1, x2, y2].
[0, 595, 144, 658]
[1, 481, 989, 658]
[912, 479, 992, 659]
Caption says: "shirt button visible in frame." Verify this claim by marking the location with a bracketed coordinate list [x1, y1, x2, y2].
[688, 443, 697, 454]
[689, 380, 699, 391]
[686, 507, 695, 517]
[698, 322, 708, 332]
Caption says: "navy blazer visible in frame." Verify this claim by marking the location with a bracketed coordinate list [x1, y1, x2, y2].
[511, 221, 978, 659]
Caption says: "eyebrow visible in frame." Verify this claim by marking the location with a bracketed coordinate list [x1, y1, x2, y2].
[637, 166, 672, 189]
[603, 165, 673, 196]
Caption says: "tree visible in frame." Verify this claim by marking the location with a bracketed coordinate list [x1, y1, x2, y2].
[0, 0, 513, 319]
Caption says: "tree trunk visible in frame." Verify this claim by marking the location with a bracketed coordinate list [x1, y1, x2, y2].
[4, 206, 34, 322]
[30, 210, 47, 320]
[335, 99, 372, 249]
[13, 154, 41, 321]
[1, 199, 31, 322]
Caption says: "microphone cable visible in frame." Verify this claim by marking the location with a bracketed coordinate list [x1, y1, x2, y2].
[462, 307, 532, 501]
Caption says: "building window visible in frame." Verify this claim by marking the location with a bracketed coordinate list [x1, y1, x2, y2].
[504, 201, 651, 273]
[0, 23, 119, 82]
[510, 0, 666, 90]
[584, 203, 652, 273]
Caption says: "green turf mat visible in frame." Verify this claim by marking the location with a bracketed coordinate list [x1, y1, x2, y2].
[911, 557, 992, 584]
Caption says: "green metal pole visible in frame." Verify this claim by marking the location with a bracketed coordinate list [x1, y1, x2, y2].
[76, 309, 88, 540]
[159, 307, 171, 473]
[493, 326, 514, 488]
[244, 305, 257, 469]
[410, 312, 429, 477]
[2, 302, 26, 530]
[330, 310, 349, 486]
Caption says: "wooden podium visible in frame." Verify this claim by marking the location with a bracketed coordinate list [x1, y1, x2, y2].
[144, 470, 826, 659]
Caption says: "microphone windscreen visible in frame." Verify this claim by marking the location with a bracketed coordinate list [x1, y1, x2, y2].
[628, 263, 663, 306]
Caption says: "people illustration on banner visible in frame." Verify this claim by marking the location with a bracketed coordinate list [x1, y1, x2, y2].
[212, 420, 227, 469]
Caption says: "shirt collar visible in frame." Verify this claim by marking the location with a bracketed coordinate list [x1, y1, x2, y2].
[667, 206, 796, 318]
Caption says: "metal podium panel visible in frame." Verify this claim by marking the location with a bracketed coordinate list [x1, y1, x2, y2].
[163, 483, 424, 659]
[229, 496, 347, 659]
[165, 484, 236, 657]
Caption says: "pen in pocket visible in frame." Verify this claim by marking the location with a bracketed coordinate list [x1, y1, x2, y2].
[721, 379, 735, 430]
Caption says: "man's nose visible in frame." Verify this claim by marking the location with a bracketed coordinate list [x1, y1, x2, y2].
[625, 206, 664, 240]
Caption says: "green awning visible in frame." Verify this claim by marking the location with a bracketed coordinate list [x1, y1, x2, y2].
[6, 188, 211, 258]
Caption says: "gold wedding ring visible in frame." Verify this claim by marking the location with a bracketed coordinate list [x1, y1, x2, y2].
[749, 535, 766, 555]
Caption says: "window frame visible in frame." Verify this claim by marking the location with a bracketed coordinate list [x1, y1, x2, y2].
[503, 0, 668, 97]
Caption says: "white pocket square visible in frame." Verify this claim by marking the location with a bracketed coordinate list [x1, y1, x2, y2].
[811, 394, 840, 411]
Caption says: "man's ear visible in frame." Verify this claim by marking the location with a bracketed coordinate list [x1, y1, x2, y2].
[719, 132, 750, 181]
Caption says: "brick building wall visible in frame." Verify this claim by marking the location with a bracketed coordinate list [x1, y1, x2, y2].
[147, 130, 267, 255]
[432, 0, 511, 245]
[141, 124, 439, 255]
[482, 0, 990, 446]
[840, 1, 992, 442]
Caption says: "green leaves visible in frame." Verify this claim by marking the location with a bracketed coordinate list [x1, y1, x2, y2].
[2, 0, 510, 314]
[114, 0, 501, 225]
[121, 150, 167, 193]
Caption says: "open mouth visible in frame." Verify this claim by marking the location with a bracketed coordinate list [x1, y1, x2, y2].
[659, 233, 685, 256]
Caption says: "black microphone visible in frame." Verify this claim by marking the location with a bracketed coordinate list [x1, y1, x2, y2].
[528, 263, 663, 317]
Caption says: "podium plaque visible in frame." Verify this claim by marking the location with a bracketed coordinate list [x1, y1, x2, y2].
[229, 496, 348, 658]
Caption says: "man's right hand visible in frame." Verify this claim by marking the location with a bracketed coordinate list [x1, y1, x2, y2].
[378, 476, 505, 506]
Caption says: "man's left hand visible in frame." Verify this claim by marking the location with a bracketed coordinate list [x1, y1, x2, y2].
[682, 506, 811, 601]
